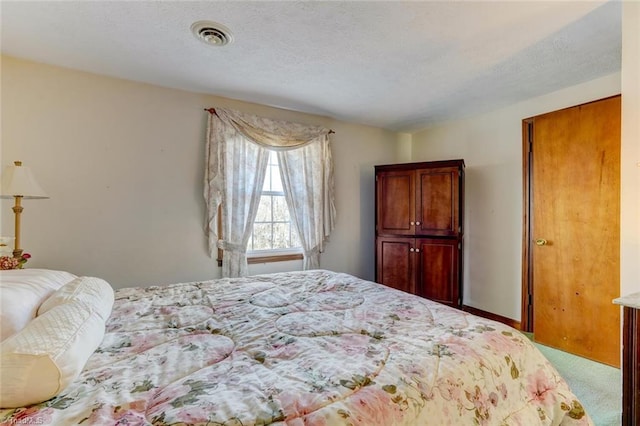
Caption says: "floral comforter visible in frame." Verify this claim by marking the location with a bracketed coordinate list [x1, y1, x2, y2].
[1, 270, 591, 425]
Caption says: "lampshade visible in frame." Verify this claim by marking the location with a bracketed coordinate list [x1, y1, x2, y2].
[0, 161, 48, 199]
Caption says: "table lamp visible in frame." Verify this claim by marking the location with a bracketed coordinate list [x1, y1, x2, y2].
[0, 161, 48, 258]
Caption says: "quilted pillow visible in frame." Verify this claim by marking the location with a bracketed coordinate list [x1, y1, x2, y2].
[0, 269, 77, 341]
[0, 277, 114, 408]
[38, 276, 114, 320]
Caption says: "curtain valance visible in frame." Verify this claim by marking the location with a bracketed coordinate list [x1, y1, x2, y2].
[214, 108, 331, 149]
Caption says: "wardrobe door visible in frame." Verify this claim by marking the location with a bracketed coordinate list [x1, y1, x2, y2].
[415, 166, 461, 237]
[416, 238, 460, 306]
[375, 237, 416, 294]
[376, 170, 415, 236]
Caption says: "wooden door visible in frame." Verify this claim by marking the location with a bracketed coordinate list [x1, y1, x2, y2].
[416, 238, 460, 307]
[529, 96, 620, 367]
[375, 237, 416, 294]
[416, 167, 461, 237]
[376, 170, 415, 236]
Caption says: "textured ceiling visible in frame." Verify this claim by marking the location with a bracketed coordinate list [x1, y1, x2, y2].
[0, 1, 621, 132]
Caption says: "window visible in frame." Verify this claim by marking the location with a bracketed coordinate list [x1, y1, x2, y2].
[205, 107, 335, 277]
[248, 151, 301, 257]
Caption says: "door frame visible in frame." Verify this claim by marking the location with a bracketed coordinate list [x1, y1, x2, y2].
[520, 95, 621, 334]
[521, 119, 533, 332]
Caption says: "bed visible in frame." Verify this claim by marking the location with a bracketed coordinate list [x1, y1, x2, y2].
[0, 269, 591, 425]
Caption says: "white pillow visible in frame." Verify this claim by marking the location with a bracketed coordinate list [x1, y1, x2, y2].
[38, 276, 114, 321]
[0, 269, 77, 341]
[0, 277, 114, 408]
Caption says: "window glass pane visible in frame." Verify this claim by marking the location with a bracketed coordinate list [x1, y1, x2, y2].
[271, 166, 283, 192]
[255, 195, 272, 222]
[262, 151, 277, 192]
[252, 223, 272, 250]
[272, 195, 289, 222]
[273, 223, 291, 249]
[262, 166, 271, 191]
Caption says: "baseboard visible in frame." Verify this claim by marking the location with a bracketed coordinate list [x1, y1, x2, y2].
[462, 305, 521, 330]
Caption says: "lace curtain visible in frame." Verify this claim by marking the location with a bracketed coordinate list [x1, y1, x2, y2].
[204, 107, 336, 277]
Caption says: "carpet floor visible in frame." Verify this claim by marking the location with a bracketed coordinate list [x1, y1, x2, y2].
[534, 343, 622, 426]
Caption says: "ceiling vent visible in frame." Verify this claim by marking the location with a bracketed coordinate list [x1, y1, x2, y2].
[191, 21, 233, 47]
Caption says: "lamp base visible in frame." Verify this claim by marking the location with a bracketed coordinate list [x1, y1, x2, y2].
[12, 196, 23, 260]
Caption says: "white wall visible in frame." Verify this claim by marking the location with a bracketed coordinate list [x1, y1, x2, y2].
[411, 73, 622, 321]
[0, 56, 397, 288]
[620, 1, 640, 297]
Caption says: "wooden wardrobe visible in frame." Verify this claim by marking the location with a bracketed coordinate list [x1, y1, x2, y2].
[374, 160, 465, 308]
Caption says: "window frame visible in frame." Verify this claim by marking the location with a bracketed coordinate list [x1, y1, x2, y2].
[216, 152, 303, 266]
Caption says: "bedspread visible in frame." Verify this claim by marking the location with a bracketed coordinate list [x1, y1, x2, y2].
[0, 270, 591, 425]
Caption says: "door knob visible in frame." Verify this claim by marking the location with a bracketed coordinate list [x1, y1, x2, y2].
[535, 238, 547, 246]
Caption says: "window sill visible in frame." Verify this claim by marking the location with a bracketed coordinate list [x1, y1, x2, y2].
[216, 252, 303, 267]
[248, 253, 303, 264]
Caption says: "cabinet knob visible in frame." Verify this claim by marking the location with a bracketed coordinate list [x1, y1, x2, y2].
[415, 248, 420, 253]
[410, 248, 415, 252]
[410, 221, 415, 225]
[535, 238, 548, 246]
[415, 221, 421, 225]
